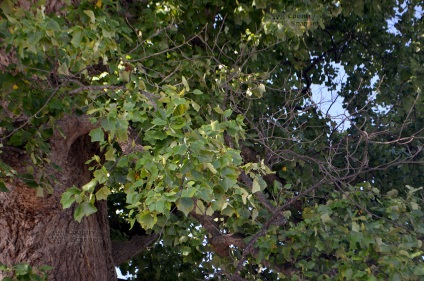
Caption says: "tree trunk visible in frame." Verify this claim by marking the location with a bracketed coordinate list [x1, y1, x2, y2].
[0, 117, 117, 280]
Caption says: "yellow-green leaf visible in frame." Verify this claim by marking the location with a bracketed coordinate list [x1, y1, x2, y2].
[82, 179, 98, 192]
[182, 76, 190, 91]
[252, 176, 261, 193]
[84, 10, 96, 24]
[205, 163, 217, 174]
[96, 186, 111, 201]
[137, 211, 157, 229]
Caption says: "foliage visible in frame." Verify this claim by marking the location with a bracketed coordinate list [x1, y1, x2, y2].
[0, 263, 51, 281]
[0, 0, 423, 280]
[119, 243, 209, 281]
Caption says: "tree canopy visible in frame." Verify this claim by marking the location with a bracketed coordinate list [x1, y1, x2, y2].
[0, 0, 423, 280]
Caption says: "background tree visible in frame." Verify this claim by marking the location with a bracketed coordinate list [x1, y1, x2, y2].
[0, 0, 423, 280]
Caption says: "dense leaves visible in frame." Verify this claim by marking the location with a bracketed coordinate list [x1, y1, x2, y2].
[0, 0, 423, 280]
[0, 262, 51, 281]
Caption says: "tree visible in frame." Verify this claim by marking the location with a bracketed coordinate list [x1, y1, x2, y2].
[0, 0, 423, 280]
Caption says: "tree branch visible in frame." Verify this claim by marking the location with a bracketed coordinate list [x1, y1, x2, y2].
[190, 199, 245, 257]
[49, 115, 98, 166]
[112, 233, 159, 266]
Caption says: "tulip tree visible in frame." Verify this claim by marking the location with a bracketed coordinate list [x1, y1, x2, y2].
[0, 0, 423, 280]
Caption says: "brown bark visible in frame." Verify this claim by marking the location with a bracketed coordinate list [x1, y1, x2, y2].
[190, 199, 245, 258]
[112, 234, 159, 266]
[0, 116, 116, 280]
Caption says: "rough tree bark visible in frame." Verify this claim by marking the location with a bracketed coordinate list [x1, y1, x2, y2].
[0, 116, 117, 280]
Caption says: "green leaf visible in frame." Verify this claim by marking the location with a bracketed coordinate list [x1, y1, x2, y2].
[284, 183, 292, 189]
[414, 265, 424, 275]
[81, 179, 98, 192]
[74, 202, 98, 222]
[176, 197, 194, 216]
[0, 0, 14, 15]
[96, 186, 111, 201]
[204, 163, 217, 174]
[192, 89, 203, 95]
[194, 200, 206, 215]
[351, 221, 360, 232]
[115, 127, 128, 142]
[17, 173, 38, 188]
[223, 109, 232, 118]
[100, 117, 117, 131]
[126, 192, 143, 205]
[84, 10, 96, 23]
[36, 186, 44, 197]
[71, 30, 83, 47]
[252, 83, 266, 98]
[227, 150, 243, 165]
[147, 197, 167, 213]
[282, 210, 291, 218]
[181, 184, 197, 197]
[221, 175, 238, 190]
[252, 176, 266, 193]
[182, 76, 190, 91]
[46, 18, 61, 31]
[0, 262, 8, 270]
[89, 127, 104, 142]
[252, 177, 261, 193]
[387, 189, 399, 198]
[320, 213, 332, 224]
[238, 208, 250, 219]
[60, 187, 81, 209]
[137, 211, 157, 229]
[152, 118, 167, 126]
[173, 104, 187, 116]
[104, 147, 115, 161]
[221, 203, 235, 216]
[0, 180, 9, 192]
[197, 150, 215, 163]
[191, 101, 200, 112]
[58, 62, 69, 76]
[13, 263, 30, 275]
[39, 265, 54, 272]
[213, 106, 224, 114]
[399, 250, 409, 257]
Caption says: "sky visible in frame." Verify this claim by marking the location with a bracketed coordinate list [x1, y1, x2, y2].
[311, 63, 351, 130]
